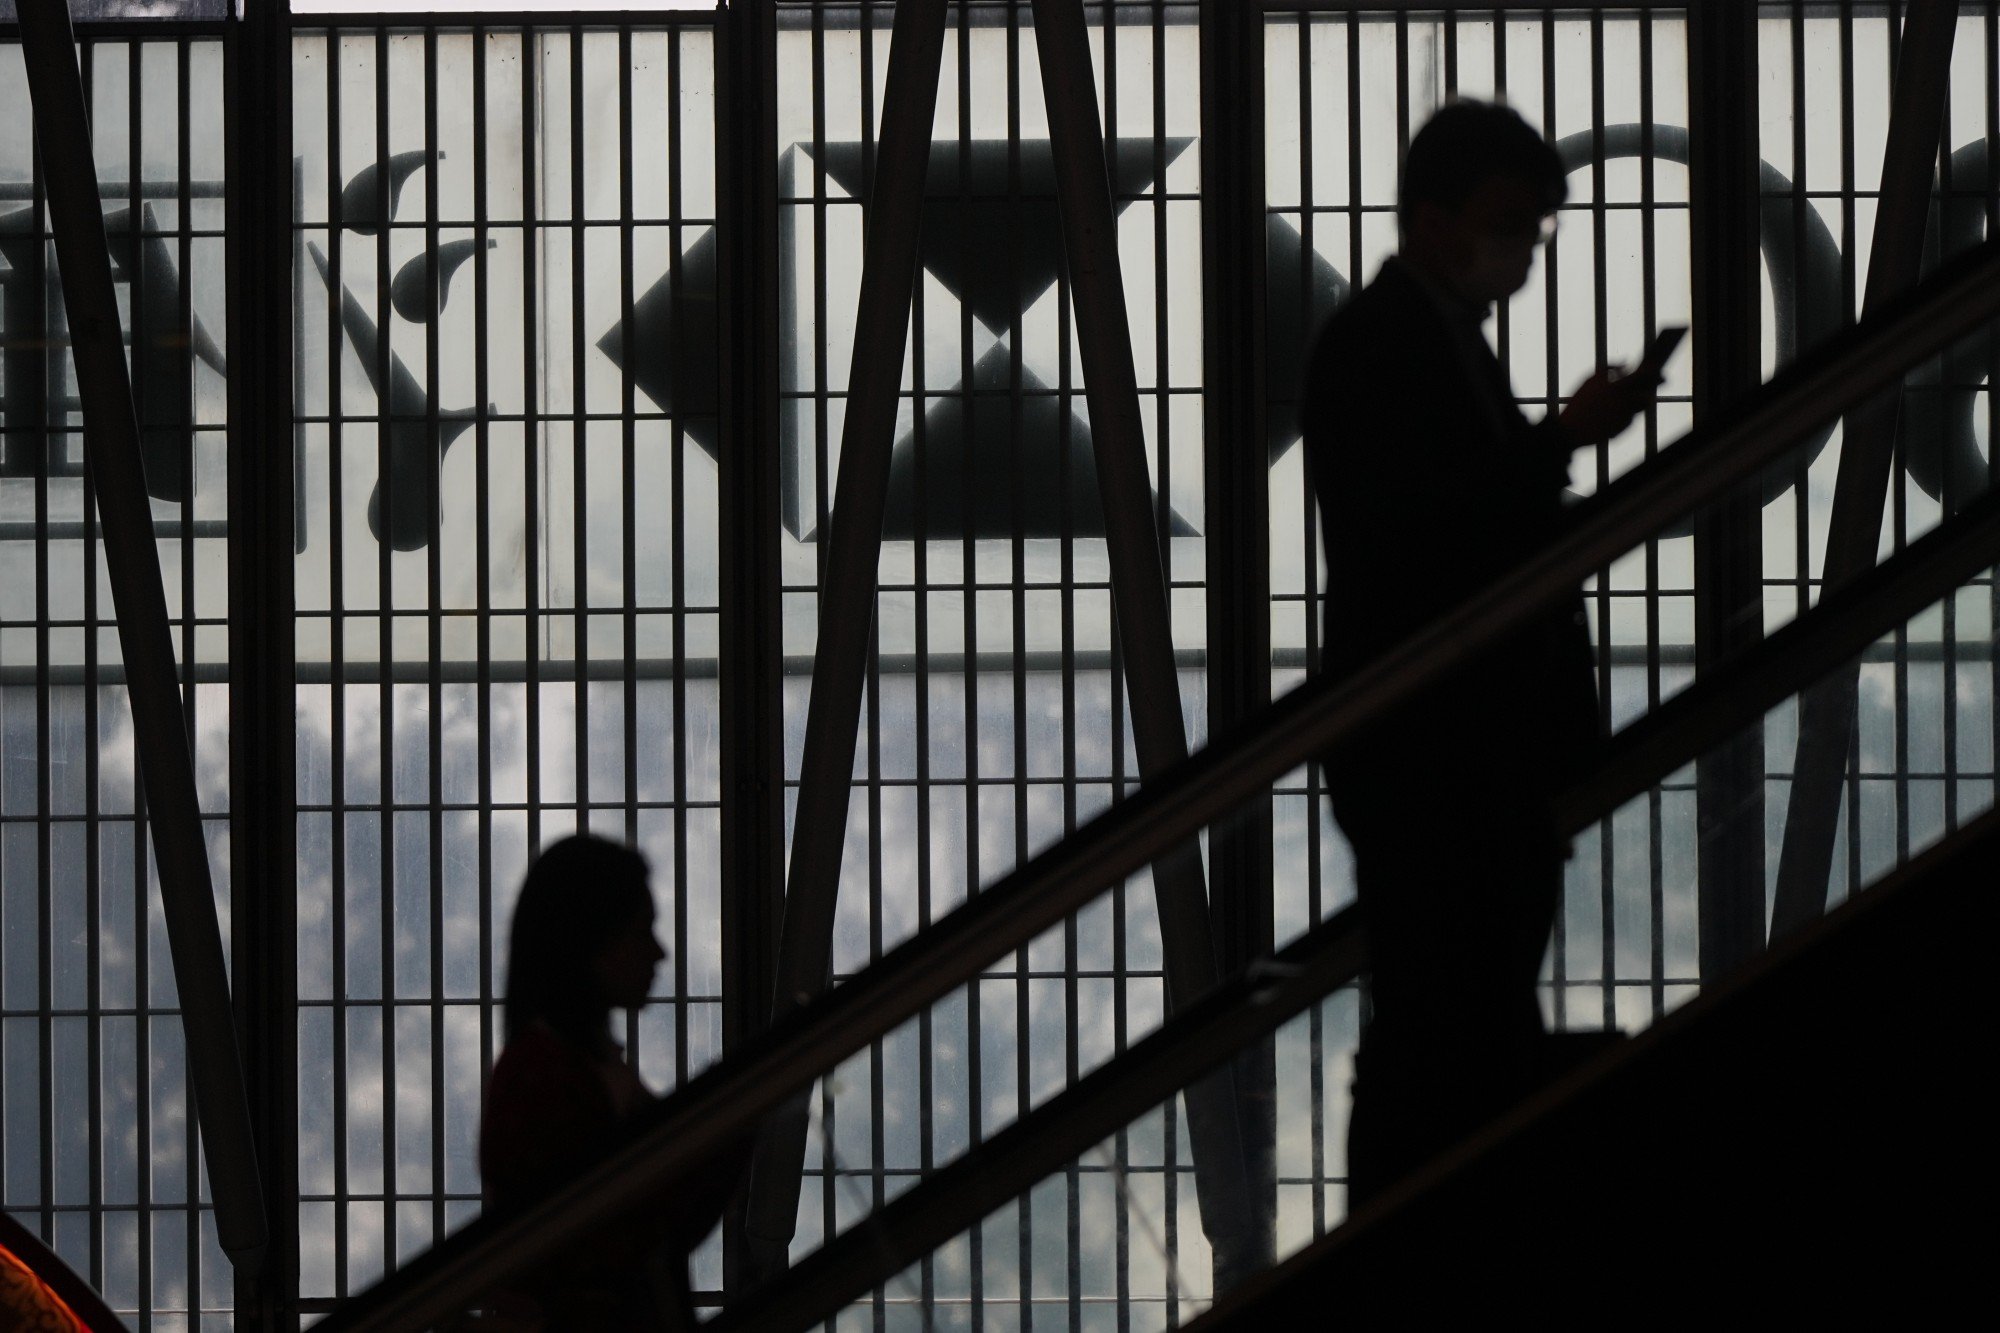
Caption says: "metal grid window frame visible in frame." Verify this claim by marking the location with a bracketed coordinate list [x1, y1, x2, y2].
[285, 15, 725, 1312]
[0, 26, 236, 1332]
[0, 3, 1993, 1330]
[757, 4, 1232, 1325]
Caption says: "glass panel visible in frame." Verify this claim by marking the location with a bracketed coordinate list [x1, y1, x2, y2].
[774, 0, 1209, 1301]
[290, 20, 723, 1307]
[0, 34, 230, 1333]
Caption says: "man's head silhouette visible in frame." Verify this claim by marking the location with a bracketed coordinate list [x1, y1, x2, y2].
[1399, 100, 1568, 312]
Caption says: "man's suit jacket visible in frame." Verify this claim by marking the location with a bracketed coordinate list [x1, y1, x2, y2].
[1300, 258, 1600, 813]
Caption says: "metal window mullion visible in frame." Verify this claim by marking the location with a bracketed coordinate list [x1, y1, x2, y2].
[1588, 9, 1618, 1033]
[666, 24, 692, 1096]
[1494, 12, 1511, 364]
[1789, 3, 1811, 635]
[174, 36, 213, 1319]
[33, 31, 57, 1270]
[858, 7, 897, 1307]
[423, 24, 448, 1260]
[1888, 4, 1912, 873]
[1935, 58, 1958, 834]
[567, 28, 589, 837]
[1533, 9, 1577, 1030]
[22, 77, 53, 1192]
[614, 24, 640, 1064]
[1067, 8, 1110, 1325]
[1039, 7, 1067, 1308]
[370, 28, 398, 1276]
[903, 0, 949, 1302]
[120, 39, 163, 1304]
[521, 28, 542, 878]
[1640, 11, 1666, 1022]
[1988, 0, 1998, 824]
[1687, 0, 1768, 978]
[469, 19, 497, 1266]
[78, 92, 105, 1283]
[323, 23, 352, 1302]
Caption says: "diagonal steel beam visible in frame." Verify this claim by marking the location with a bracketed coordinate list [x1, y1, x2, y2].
[1028, 0, 1264, 1283]
[738, 0, 951, 1275]
[1770, 0, 1959, 936]
[312, 239, 2000, 1333]
[16, 0, 268, 1270]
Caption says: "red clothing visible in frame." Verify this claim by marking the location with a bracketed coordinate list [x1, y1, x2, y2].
[480, 1025, 679, 1330]
[482, 1025, 649, 1212]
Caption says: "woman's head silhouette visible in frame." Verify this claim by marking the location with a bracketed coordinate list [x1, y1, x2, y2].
[503, 834, 662, 1045]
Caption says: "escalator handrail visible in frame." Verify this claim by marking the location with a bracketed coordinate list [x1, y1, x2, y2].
[319, 235, 2000, 1333]
[709, 480, 2000, 1332]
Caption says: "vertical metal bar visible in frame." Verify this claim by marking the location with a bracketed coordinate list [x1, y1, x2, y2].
[521, 29, 543, 877]
[324, 22, 352, 1302]
[1639, 9, 1666, 1023]
[16, 0, 268, 1273]
[1988, 2, 1999, 860]
[224, 0, 299, 1325]
[1025, 0, 1261, 1287]
[665, 20, 692, 1115]
[1686, 0, 1767, 980]
[568, 28, 588, 842]
[1200, 0, 1275, 1265]
[169, 39, 209, 1322]
[422, 22, 446, 1272]
[1771, 0, 1958, 935]
[370, 26, 396, 1277]
[1589, 8, 1616, 1034]
[469, 20, 497, 1292]
[1536, 9, 1569, 1030]
[714, 9, 785, 1224]
[739, 0, 949, 1273]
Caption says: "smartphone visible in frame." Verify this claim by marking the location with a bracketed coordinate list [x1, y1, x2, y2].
[1641, 324, 1687, 373]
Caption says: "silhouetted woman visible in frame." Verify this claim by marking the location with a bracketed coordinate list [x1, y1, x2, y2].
[481, 834, 726, 1331]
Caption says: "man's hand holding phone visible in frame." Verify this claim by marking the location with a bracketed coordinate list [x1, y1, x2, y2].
[1556, 324, 1684, 447]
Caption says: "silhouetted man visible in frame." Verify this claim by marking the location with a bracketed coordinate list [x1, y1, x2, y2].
[1300, 101, 1660, 1204]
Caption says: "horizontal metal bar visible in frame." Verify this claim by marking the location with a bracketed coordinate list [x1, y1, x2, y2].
[0, 180, 227, 199]
[1257, 1, 1694, 13]
[2, 634, 1993, 692]
[283, 9, 721, 31]
[0, 17, 230, 39]
[318, 235, 2000, 1333]
[0, 519, 229, 541]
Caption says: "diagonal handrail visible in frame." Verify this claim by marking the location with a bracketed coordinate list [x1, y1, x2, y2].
[707, 479, 2000, 1333]
[318, 235, 2000, 1333]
